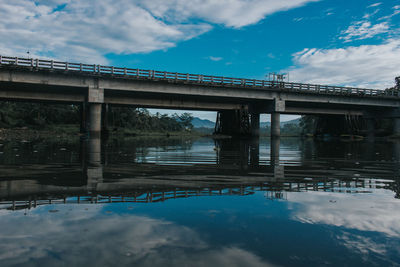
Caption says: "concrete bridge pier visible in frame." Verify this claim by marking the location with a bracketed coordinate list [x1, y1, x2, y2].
[214, 108, 251, 136]
[271, 113, 280, 138]
[88, 103, 102, 138]
[87, 84, 104, 138]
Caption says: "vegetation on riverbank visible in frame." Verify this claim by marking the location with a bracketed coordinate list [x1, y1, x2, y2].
[0, 102, 198, 140]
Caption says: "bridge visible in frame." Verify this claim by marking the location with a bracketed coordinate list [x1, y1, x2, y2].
[1, 55, 399, 137]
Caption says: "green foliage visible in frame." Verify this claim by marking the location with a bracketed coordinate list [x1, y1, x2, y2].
[110, 108, 193, 131]
[0, 102, 193, 132]
[0, 102, 79, 128]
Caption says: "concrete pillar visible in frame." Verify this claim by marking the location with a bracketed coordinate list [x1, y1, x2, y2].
[87, 137, 102, 166]
[366, 118, 375, 140]
[251, 113, 260, 136]
[393, 118, 400, 136]
[271, 113, 280, 138]
[88, 103, 102, 138]
[270, 137, 280, 164]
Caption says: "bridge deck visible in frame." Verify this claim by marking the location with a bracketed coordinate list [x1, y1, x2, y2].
[0, 55, 397, 98]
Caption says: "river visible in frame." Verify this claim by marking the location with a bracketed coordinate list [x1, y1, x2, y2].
[0, 136, 399, 266]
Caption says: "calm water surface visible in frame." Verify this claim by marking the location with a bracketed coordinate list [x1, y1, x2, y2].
[0, 136, 399, 266]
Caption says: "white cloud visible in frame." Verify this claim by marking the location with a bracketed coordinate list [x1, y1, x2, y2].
[339, 21, 389, 42]
[368, 2, 382, 8]
[285, 39, 400, 88]
[0, 0, 212, 63]
[0, 0, 319, 63]
[140, 0, 320, 28]
[208, 56, 223, 61]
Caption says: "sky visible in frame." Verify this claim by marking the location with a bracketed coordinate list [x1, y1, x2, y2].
[1, 0, 400, 122]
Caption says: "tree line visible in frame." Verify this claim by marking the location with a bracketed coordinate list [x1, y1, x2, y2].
[0, 102, 193, 132]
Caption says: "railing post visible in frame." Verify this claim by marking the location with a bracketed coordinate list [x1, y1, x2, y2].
[30, 58, 34, 67]
[0, 55, 2, 64]
[186, 73, 189, 81]
[80, 63, 83, 71]
[51, 60, 54, 69]
[124, 68, 127, 75]
[66, 62, 69, 71]
[93, 64, 96, 73]
[15, 57, 18, 65]
[35, 59, 39, 68]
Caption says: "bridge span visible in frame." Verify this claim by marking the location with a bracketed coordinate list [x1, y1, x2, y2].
[0, 55, 399, 137]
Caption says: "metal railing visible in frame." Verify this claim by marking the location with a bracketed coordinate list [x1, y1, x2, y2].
[0, 178, 385, 211]
[0, 55, 395, 97]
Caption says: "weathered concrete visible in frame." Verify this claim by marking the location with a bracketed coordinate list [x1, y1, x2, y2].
[88, 103, 102, 137]
[271, 113, 280, 138]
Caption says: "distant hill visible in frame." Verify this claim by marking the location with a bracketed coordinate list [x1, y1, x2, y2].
[192, 117, 215, 128]
[191, 117, 300, 129]
[260, 118, 301, 128]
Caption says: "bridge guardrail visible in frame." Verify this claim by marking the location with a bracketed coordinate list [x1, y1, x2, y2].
[0, 55, 395, 97]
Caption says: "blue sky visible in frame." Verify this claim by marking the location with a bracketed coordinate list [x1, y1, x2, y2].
[1, 0, 400, 121]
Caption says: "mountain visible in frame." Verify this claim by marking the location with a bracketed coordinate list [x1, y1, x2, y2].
[191, 117, 215, 128]
[260, 118, 301, 128]
[191, 117, 300, 129]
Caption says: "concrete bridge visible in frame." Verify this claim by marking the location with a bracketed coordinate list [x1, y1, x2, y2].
[1, 55, 399, 137]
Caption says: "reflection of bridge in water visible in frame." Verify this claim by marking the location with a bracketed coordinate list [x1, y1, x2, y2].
[0, 137, 399, 211]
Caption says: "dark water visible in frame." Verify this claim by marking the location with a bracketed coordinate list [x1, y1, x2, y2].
[0, 136, 400, 267]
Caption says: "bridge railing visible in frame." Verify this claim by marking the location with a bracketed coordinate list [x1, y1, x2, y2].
[0, 55, 394, 97]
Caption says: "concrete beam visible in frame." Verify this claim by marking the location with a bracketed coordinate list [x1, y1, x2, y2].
[88, 87, 104, 103]
[105, 96, 242, 111]
[0, 89, 85, 103]
[283, 107, 364, 115]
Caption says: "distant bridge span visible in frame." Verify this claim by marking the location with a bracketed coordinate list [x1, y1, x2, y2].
[0, 55, 399, 137]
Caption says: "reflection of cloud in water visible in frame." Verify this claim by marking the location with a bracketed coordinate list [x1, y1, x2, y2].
[288, 190, 400, 258]
[0, 207, 275, 266]
[289, 190, 400, 237]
